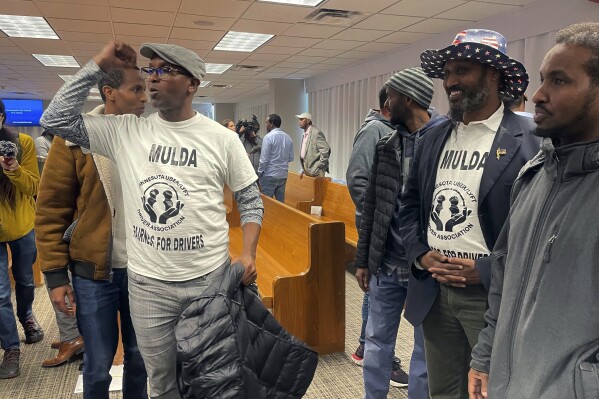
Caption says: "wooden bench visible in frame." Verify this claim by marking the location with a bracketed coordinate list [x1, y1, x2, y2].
[228, 195, 346, 354]
[308, 180, 358, 263]
[284, 172, 329, 213]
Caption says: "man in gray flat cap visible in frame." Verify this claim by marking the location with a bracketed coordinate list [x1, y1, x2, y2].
[41, 40, 263, 399]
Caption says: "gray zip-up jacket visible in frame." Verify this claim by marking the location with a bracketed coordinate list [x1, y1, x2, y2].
[470, 138, 599, 399]
[346, 109, 395, 228]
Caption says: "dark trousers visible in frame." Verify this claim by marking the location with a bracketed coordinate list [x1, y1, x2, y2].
[422, 284, 488, 399]
[73, 268, 147, 399]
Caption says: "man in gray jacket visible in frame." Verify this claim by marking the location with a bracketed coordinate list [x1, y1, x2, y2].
[297, 113, 330, 177]
[469, 22, 599, 399]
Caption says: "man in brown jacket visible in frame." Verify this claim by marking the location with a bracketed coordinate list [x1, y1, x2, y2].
[36, 68, 148, 398]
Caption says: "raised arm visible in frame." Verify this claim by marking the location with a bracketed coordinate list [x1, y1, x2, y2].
[40, 40, 137, 148]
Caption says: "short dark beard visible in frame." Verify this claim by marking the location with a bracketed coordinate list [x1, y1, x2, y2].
[534, 92, 594, 145]
[447, 70, 489, 123]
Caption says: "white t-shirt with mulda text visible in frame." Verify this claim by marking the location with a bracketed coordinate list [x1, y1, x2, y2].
[427, 104, 504, 261]
[83, 112, 257, 281]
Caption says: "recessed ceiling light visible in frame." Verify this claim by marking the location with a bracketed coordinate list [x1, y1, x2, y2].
[205, 63, 233, 74]
[58, 75, 75, 82]
[34, 54, 80, 68]
[0, 15, 59, 39]
[199, 81, 211, 88]
[258, 0, 324, 6]
[214, 31, 274, 52]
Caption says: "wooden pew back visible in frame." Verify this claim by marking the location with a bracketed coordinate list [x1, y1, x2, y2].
[285, 172, 329, 213]
[320, 180, 358, 245]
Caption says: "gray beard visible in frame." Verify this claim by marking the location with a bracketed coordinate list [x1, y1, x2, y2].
[448, 86, 489, 123]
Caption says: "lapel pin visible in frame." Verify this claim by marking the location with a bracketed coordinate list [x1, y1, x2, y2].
[496, 148, 507, 160]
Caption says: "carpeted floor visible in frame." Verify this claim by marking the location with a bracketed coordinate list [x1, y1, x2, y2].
[0, 272, 414, 398]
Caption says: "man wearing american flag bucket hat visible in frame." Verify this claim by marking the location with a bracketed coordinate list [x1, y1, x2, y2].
[397, 29, 540, 398]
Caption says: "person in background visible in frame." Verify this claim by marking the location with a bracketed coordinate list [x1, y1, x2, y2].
[36, 68, 148, 398]
[241, 119, 263, 174]
[0, 99, 44, 379]
[258, 114, 293, 202]
[297, 112, 330, 178]
[222, 119, 236, 132]
[346, 86, 395, 368]
[502, 94, 533, 118]
[34, 130, 54, 174]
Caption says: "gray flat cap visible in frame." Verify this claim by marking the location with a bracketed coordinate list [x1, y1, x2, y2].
[140, 43, 206, 79]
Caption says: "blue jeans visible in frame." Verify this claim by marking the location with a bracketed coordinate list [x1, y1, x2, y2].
[260, 176, 287, 202]
[0, 230, 36, 350]
[363, 269, 429, 399]
[73, 268, 147, 399]
[359, 291, 369, 345]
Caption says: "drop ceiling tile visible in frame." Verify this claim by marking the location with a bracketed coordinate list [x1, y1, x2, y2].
[437, 2, 519, 21]
[403, 18, 471, 34]
[12, 38, 72, 54]
[322, 0, 399, 13]
[285, 73, 312, 79]
[267, 36, 321, 48]
[244, 53, 290, 62]
[109, 0, 178, 12]
[113, 23, 171, 37]
[351, 14, 423, 31]
[65, 41, 106, 51]
[330, 28, 389, 41]
[383, 0, 466, 17]
[337, 50, 379, 60]
[354, 42, 404, 53]
[205, 50, 248, 61]
[230, 19, 293, 36]
[265, 67, 300, 73]
[180, 0, 251, 18]
[298, 48, 345, 57]
[285, 55, 327, 63]
[274, 61, 315, 69]
[59, 32, 113, 42]
[312, 39, 367, 51]
[170, 28, 226, 41]
[0, 1, 43, 17]
[167, 39, 217, 50]
[111, 8, 175, 26]
[36, 2, 110, 21]
[242, 2, 314, 23]
[116, 35, 166, 46]
[255, 45, 303, 55]
[255, 71, 290, 78]
[47, 18, 111, 34]
[471, 0, 536, 5]
[282, 24, 345, 39]
[0, 46, 27, 55]
[174, 14, 236, 31]
[305, 63, 337, 70]
[376, 30, 435, 44]
[319, 57, 356, 65]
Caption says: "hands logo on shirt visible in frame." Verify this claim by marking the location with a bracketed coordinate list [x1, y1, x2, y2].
[430, 191, 472, 232]
[141, 185, 185, 225]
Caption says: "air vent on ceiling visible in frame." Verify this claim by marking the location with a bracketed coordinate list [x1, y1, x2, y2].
[230, 65, 265, 72]
[303, 8, 366, 27]
[211, 84, 233, 88]
[10, 91, 30, 95]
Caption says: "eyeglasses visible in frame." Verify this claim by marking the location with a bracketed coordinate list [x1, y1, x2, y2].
[140, 66, 191, 80]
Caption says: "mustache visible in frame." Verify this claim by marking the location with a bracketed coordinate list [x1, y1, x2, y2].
[535, 104, 552, 115]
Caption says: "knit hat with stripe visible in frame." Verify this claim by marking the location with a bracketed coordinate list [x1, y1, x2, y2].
[385, 67, 433, 109]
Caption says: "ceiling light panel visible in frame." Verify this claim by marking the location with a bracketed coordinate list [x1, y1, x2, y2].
[214, 31, 274, 52]
[199, 81, 211, 87]
[0, 15, 59, 39]
[205, 63, 233, 74]
[258, 0, 324, 6]
[34, 54, 80, 68]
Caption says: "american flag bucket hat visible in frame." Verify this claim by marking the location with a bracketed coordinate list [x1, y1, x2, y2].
[420, 29, 528, 98]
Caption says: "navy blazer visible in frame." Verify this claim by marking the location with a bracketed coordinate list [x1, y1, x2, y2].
[398, 108, 540, 327]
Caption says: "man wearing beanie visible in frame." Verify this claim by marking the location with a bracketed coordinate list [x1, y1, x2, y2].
[398, 30, 540, 398]
[41, 41, 263, 398]
[355, 67, 446, 399]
